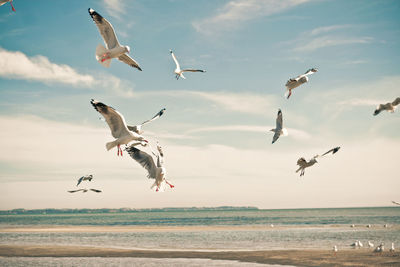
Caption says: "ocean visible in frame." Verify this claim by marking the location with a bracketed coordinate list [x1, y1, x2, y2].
[0, 207, 399, 266]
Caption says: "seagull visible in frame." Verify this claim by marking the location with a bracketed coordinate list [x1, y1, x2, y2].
[321, 146, 341, 156]
[333, 245, 338, 255]
[285, 68, 318, 99]
[368, 241, 374, 248]
[373, 97, 400, 116]
[127, 108, 166, 134]
[350, 240, 359, 248]
[91, 99, 147, 156]
[76, 174, 93, 186]
[392, 200, 400, 205]
[296, 155, 319, 177]
[350, 224, 355, 228]
[358, 240, 363, 247]
[170, 50, 205, 80]
[366, 224, 371, 228]
[88, 8, 142, 71]
[270, 109, 288, 144]
[125, 142, 174, 192]
[68, 189, 102, 193]
[390, 243, 395, 252]
[0, 0, 15, 12]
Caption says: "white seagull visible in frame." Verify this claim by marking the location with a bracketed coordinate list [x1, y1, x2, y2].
[350, 240, 360, 248]
[374, 97, 400, 116]
[0, 0, 15, 11]
[390, 243, 395, 252]
[126, 142, 174, 192]
[88, 8, 142, 71]
[170, 50, 205, 79]
[76, 174, 93, 186]
[333, 245, 338, 255]
[296, 155, 319, 177]
[270, 109, 288, 144]
[127, 108, 166, 134]
[368, 241, 374, 248]
[91, 99, 147, 156]
[285, 68, 318, 99]
[68, 188, 102, 193]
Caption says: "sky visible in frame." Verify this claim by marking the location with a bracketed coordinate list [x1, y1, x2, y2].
[0, 0, 399, 210]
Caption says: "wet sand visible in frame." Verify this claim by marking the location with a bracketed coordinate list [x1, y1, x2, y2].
[0, 245, 399, 267]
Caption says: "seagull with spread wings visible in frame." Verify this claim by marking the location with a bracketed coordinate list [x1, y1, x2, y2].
[0, 0, 15, 11]
[127, 108, 166, 135]
[91, 99, 147, 156]
[392, 201, 400, 206]
[68, 189, 102, 193]
[126, 142, 174, 192]
[270, 109, 288, 144]
[76, 174, 93, 186]
[296, 155, 319, 177]
[373, 97, 400, 116]
[285, 68, 318, 99]
[88, 8, 142, 71]
[170, 50, 205, 80]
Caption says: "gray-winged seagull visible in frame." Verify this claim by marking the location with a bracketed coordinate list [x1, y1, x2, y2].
[170, 50, 205, 80]
[285, 68, 317, 99]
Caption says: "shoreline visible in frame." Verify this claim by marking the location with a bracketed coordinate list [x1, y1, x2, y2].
[0, 245, 399, 266]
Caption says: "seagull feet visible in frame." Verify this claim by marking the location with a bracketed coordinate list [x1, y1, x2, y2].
[117, 145, 123, 156]
[287, 90, 292, 99]
[156, 187, 159, 192]
[166, 181, 174, 188]
[101, 53, 110, 62]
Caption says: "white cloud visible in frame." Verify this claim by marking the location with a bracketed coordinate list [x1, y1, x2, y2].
[102, 0, 127, 19]
[193, 0, 312, 35]
[0, 47, 94, 86]
[309, 25, 352, 36]
[294, 36, 373, 52]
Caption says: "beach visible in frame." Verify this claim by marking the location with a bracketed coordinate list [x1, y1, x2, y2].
[0, 244, 399, 266]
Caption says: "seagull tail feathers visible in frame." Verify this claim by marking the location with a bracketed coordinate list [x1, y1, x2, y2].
[106, 141, 117, 151]
[96, 44, 111, 67]
[281, 128, 288, 136]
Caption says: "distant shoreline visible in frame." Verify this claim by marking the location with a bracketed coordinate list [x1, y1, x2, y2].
[0, 245, 398, 267]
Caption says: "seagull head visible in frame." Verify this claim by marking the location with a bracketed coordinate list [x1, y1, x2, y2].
[311, 68, 318, 72]
[169, 49, 173, 54]
[125, 46, 130, 54]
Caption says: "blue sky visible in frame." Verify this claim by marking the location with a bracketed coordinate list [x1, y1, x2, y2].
[0, 0, 399, 209]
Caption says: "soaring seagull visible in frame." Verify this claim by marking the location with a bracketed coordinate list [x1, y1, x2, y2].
[0, 0, 15, 11]
[91, 99, 147, 156]
[285, 68, 318, 99]
[373, 97, 400, 116]
[127, 108, 166, 134]
[170, 50, 205, 80]
[392, 200, 400, 206]
[88, 8, 142, 71]
[76, 174, 93, 186]
[68, 188, 102, 193]
[126, 143, 174, 192]
[296, 155, 319, 177]
[270, 109, 288, 144]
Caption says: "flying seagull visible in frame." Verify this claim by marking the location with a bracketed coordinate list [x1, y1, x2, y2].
[125, 142, 174, 192]
[88, 8, 142, 71]
[321, 146, 341, 156]
[270, 109, 288, 144]
[392, 200, 400, 206]
[0, 0, 15, 12]
[68, 188, 102, 193]
[170, 50, 205, 80]
[296, 155, 319, 177]
[285, 68, 318, 99]
[76, 175, 93, 186]
[373, 97, 400, 116]
[91, 99, 147, 156]
[127, 108, 166, 134]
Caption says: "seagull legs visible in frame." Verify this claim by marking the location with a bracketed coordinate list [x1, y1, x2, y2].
[165, 180, 175, 188]
[117, 144, 123, 156]
[101, 53, 110, 62]
[287, 90, 292, 99]
[10, 0, 15, 11]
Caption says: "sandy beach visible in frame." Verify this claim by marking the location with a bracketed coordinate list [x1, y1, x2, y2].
[0, 244, 398, 266]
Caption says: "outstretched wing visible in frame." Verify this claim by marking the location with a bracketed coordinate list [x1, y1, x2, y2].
[141, 108, 166, 125]
[126, 145, 157, 179]
[321, 146, 341, 156]
[297, 157, 306, 166]
[170, 50, 180, 69]
[392, 200, 400, 206]
[118, 54, 142, 71]
[88, 8, 120, 49]
[90, 99, 130, 139]
[68, 189, 86, 193]
[181, 69, 206, 73]
[392, 97, 400, 106]
[90, 189, 102, 193]
[276, 109, 283, 131]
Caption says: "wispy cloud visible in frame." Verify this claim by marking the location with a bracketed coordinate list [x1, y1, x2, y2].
[193, 0, 312, 35]
[102, 0, 127, 19]
[309, 24, 352, 36]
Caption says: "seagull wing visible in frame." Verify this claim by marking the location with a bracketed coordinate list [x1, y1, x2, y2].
[272, 109, 283, 144]
[126, 145, 157, 179]
[88, 8, 120, 49]
[118, 54, 142, 71]
[181, 69, 206, 73]
[170, 51, 180, 70]
[91, 99, 130, 139]
[392, 97, 400, 106]
[392, 200, 400, 206]
[68, 189, 86, 193]
[141, 108, 166, 125]
[90, 189, 102, 193]
[297, 157, 307, 166]
[127, 125, 140, 133]
[76, 176, 84, 186]
[321, 147, 341, 156]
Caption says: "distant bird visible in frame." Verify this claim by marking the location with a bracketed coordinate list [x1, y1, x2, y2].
[296, 155, 319, 177]
[373, 97, 400, 116]
[68, 189, 102, 193]
[88, 8, 142, 70]
[368, 241, 374, 248]
[170, 50, 205, 80]
[390, 243, 395, 252]
[333, 245, 338, 255]
[126, 142, 174, 192]
[270, 109, 288, 144]
[76, 175, 93, 186]
[350, 240, 359, 248]
[366, 224, 371, 228]
[392, 200, 400, 206]
[91, 99, 147, 156]
[0, 0, 15, 12]
[285, 68, 317, 99]
[358, 240, 363, 247]
[350, 224, 355, 228]
[127, 108, 166, 134]
[384, 224, 388, 228]
[321, 147, 341, 156]
[374, 243, 384, 253]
